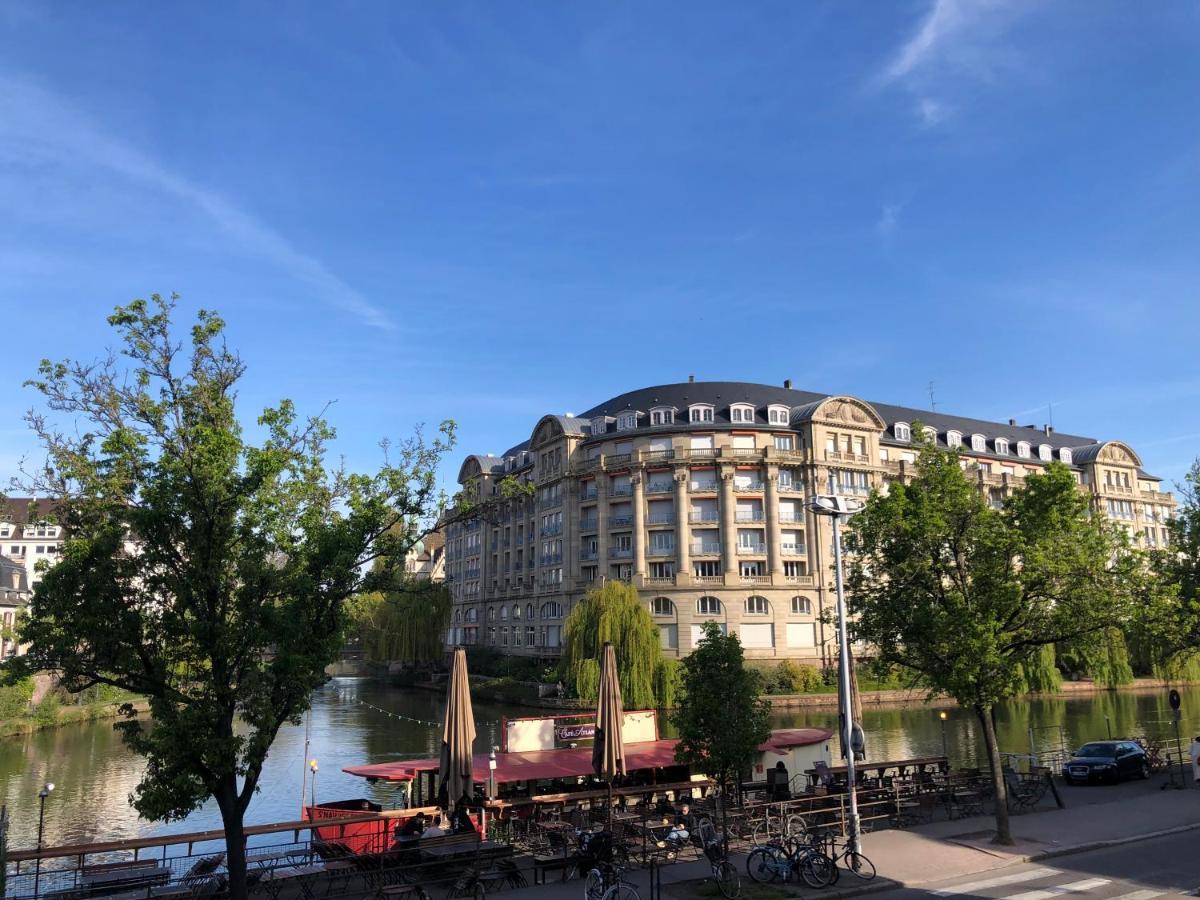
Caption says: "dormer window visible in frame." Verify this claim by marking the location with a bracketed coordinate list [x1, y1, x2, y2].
[650, 407, 676, 426]
[1059, 448, 1073, 465]
[616, 412, 639, 431]
[971, 434, 986, 452]
[1016, 441, 1031, 459]
[591, 416, 608, 436]
[767, 405, 790, 426]
[689, 404, 714, 423]
[947, 431, 962, 449]
[995, 438, 1010, 455]
[921, 426, 937, 444]
[1038, 444, 1053, 462]
[730, 404, 755, 424]
[894, 422, 911, 441]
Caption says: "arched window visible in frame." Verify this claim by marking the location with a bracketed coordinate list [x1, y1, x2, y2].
[1016, 441, 1031, 459]
[745, 596, 769, 615]
[512, 604, 522, 620]
[791, 596, 812, 615]
[894, 422, 911, 441]
[1038, 444, 1053, 462]
[689, 404, 714, 423]
[730, 403, 755, 424]
[994, 438, 1009, 455]
[499, 605, 509, 621]
[650, 407, 676, 426]
[1059, 448, 1073, 464]
[651, 597, 674, 616]
[697, 596, 721, 616]
[767, 405, 790, 425]
[617, 411, 639, 431]
[946, 431, 962, 449]
[526, 603, 536, 620]
[540, 601, 565, 618]
[487, 606, 496, 621]
[454, 609, 462, 622]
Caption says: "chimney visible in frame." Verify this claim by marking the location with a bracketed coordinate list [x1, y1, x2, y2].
[783, 379, 793, 390]
[1044, 425, 1054, 435]
[1008, 418, 1017, 427]
[688, 374, 695, 383]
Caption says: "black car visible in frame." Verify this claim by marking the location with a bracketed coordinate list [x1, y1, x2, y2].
[1061, 741, 1150, 784]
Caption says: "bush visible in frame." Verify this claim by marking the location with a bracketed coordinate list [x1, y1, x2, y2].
[33, 692, 61, 728]
[765, 660, 824, 694]
[0, 679, 34, 719]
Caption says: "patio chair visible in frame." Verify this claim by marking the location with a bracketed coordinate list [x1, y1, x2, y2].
[1004, 769, 1048, 813]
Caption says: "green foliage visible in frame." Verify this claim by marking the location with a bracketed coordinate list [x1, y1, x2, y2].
[653, 658, 683, 708]
[33, 691, 61, 727]
[1145, 460, 1200, 669]
[0, 678, 34, 719]
[5, 296, 453, 900]
[574, 657, 600, 702]
[1087, 628, 1135, 688]
[462, 646, 550, 682]
[764, 659, 825, 695]
[561, 581, 662, 709]
[347, 580, 452, 664]
[1015, 644, 1063, 694]
[672, 622, 771, 797]
[844, 430, 1142, 843]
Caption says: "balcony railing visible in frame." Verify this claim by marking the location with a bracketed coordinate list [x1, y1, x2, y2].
[689, 511, 719, 523]
[778, 513, 802, 522]
[645, 576, 675, 586]
[579, 518, 598, 532]
[737, 544, 767, 555]
[734, 482, 764, 493]
[742, 575, 771, 584]
[690, 542, 722, 555]
[1105, 483, 1134, 495]
[684, 448, 719, 459]
[646, 482, 674, 494]
[579, 551, 598, 561]
[573, 457, 602, 474]
[781, 543, 807, 556]
[735, 512, 765, 522]
[732, 447, 763, 457]
[690, 481, 720, 492]
[694, 575, 724, 585]
[825, 450, 871, 464]
[580, 489, 598, 501]
[610, 485, 633, 497]
[778, 481, 803, 493]
[647, 546, 675, 557]
[610, 514, 634, 527]
[540, 525, 562, 537]
[647, 514, 675, 525]
[786, 574, 815, 586]
[642, 450, 676, 463]
[610, 548, 633, 559]
[605, 454, 632, 468]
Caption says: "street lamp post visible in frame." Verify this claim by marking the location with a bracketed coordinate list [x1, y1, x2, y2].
[939, 711, 949, 762]
[809, 494, 865, 855]
[309, 760, 318, 812]
[34, 782, 54, 899]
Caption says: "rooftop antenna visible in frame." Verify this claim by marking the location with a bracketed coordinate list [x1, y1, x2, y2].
[1048, 403, 1054, 430]
[928, 381, 937, 412]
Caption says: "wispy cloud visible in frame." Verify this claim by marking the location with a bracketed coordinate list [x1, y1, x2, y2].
[0, 76, 394, 331]
[875, 0, 1029, 125]
[875, 202, 904, 238]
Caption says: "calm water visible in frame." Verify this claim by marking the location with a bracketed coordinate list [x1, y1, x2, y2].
[3, 679, 1197, 851]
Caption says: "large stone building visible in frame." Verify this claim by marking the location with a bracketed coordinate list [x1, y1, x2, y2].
[442, 380, 1174, 665]
[0, 498, 61, 661]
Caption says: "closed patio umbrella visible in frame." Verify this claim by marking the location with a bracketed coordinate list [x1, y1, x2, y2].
[592, 642, 626, 821]
[438, 647, 477, 811]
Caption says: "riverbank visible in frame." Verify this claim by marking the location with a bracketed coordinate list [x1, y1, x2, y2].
[0, 698, 149, 739]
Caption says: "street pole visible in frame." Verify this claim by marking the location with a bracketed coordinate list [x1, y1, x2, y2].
[309, 760, 318, 812]
[939, 711, 949, 762]
[299, 708, 312, 819]
[830, 512, 861, 855]
[34, 783, 53, 900]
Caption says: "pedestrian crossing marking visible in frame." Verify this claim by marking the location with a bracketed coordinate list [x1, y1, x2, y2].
[931, 867, 1063, 896]
[1004, 877, 1111, 900]
[1106, 891, 1163, 900]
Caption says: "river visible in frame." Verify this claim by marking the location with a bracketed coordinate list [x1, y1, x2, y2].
[3, 680, 1196, 851]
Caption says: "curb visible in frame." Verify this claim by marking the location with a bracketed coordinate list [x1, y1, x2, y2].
[806, 822, 1200, 899]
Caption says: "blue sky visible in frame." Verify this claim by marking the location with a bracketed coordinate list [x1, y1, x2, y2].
[2, 1, 1199, 493]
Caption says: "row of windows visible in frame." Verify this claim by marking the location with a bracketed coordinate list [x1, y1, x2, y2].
[459, 600, 567, 624]
[596, 403, 793, 435]
[651, 595, 814, 617]
[893, 422, 1072, 464]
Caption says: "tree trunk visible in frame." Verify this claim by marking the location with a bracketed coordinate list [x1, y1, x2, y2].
[975, 704, 1012, 845]
[216, 784, 249, 900]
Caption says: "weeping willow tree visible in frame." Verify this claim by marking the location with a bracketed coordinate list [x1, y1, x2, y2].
[347, 579, 452, 663]
[561, 581, 662, 709]
[1015, 643, 1063, 694]
[1087, 627, 1135, 688]
[654, 658, 683, 709]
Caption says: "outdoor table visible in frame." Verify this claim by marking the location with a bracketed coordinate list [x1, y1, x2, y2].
[80, 865, 171, 895]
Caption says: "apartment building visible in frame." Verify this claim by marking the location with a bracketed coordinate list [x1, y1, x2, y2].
[442, 380, 1175, 665]
[0, 498, 61, 660]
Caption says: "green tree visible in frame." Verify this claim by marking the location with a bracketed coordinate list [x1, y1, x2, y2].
[1145, 460, 1200, 669]
[561, 580, 664, 709]
[347, 579, 452, 664]
[672, 622, 770, 836]
[844, 434, 1139, 844]
[4, 296, 453, 900]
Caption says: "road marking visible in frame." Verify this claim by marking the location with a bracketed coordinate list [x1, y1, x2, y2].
[930, 867, 1063, 896]
[1105, 891, 1163, 900]
[1004, 878, 1111, 900]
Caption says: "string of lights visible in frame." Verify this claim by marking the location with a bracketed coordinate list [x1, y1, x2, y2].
[352, 698, 503, 729]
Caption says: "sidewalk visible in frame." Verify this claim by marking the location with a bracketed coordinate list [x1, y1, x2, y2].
[521, 773, 1199, 900]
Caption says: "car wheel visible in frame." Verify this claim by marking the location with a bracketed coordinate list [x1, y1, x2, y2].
[1138, 761, 1150, 780]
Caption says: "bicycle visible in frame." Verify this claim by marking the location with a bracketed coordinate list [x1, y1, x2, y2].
[815, 832, 876, 882]
[745, 833, 834, 889]
[696, 820, 740, 899]
[583, 862, 639, 900]
[749, 803, 807, 847]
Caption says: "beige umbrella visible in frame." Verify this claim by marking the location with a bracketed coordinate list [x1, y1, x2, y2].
[592, 642, 626, 821]
[438, 647, 477, 810]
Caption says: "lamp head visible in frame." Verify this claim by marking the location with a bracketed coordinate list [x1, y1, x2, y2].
[309, 759, 319, 773]
[39, 782, 54, 798]
[938, 711, 948, 721]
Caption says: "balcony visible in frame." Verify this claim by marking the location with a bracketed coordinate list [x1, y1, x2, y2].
[690, 542, 722, 555]
[825, 450, 871, 465]
[742, 575, 771, 585]
[611, 548, 633, 559]
[540, 524, 562, 537]
[645, 576, 675, 586]
[781, 543, 807, 556]
[1104, 483, 1134, 495]
[539, 497, 562, 510]
[646, 482, 674, 494]
[684, 447, 719, 459]
[778, 513, 802, 522]
[580, 489, 598, 501]
[647, 514, 674, 525]
[689, 511, 719, 524]
[778, 481, 803, 494]
[734, 482, 764, 493]
[647, 546, 675, 557]
[610, 514, 634, 527]
[737, 544, 767, 555]
[694, 575, 724, 585]
[642, 450, 676, 463]
[690, 481, 720, 493]
[573, 457, 602, 474]
[605, 454, 632, 468]
[610, 485, 633, 497]
[786, 574, 815, 586]
[580, 550, 598, 561]
[735, 512, 765, 522]
[579, 518, 598, 532]
[731, 447, 763, 458]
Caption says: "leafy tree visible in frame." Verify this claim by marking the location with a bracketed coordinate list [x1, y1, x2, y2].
[561, 580, 664, 709]
[1146, 460, 1200, 669]
[347, 579, 452, 664]
[672, 622, 771, 836]
[1015, 644, 1062, 694]
[4, 296, 453, 900]
[844, 434, 1139, 844]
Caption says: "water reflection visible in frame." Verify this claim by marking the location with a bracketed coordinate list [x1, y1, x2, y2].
[2, 679, 1195, 851]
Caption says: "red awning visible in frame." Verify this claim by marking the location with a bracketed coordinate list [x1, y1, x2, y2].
[343, 728, 832, 784]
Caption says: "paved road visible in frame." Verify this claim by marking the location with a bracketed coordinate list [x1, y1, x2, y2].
[869, 830, 1200, 900]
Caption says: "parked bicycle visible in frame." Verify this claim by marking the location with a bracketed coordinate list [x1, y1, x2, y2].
[583, 862, 639, 900]
[745, 832, 833, 889]
[749, 804, 808, 847]
[696, 819, 740, 899]
[814, 831, 876, 882]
